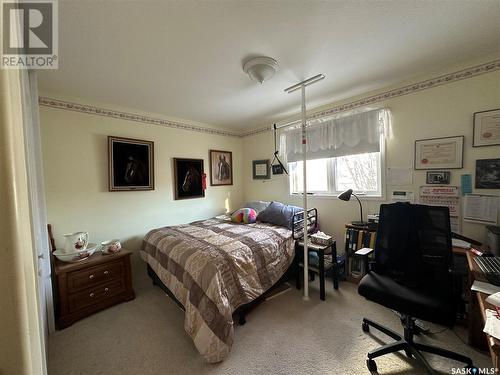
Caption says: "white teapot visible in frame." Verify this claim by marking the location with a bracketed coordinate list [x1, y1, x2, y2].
[63, 232, 89, 254]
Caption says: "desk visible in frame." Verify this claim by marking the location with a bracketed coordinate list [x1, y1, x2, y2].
[296, 240, 339, 300]
[466, 250, 500, 369]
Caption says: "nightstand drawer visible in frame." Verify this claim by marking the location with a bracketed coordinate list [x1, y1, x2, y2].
[67, 260, 124, 292]
[68, 279, 126, 312]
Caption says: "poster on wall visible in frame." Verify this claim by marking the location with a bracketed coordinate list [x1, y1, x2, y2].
[414, 136, 464, 170]
[108, 136, 154, 191]
[473, 108, 500, 147]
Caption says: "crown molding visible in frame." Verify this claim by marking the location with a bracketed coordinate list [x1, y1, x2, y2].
[241, 59, 500, 137]
[39, 59, 500, 139]
[38, 97, 243, 138]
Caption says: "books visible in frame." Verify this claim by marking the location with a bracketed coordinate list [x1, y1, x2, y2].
[345, 227, 377, 279]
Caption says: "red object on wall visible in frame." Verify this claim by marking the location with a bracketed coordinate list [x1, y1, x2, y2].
[202, 173, 207, 190]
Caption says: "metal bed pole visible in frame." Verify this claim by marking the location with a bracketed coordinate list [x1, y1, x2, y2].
[284, 74, 324, 300]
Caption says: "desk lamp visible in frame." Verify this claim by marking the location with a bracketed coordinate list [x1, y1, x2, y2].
[338, 189, 366, 226]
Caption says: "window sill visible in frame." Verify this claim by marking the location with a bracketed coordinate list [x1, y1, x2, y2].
[290, 192, 385, 201]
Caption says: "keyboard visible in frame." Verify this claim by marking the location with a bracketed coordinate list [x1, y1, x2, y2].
[474, 257, 500, 286]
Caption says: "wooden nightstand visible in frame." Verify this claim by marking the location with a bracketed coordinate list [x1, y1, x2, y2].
[53, 250, 135, 329]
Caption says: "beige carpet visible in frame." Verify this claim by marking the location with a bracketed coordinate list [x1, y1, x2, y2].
[48, 255, 490, 375]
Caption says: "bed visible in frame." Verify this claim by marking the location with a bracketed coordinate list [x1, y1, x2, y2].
[140, 207, 317, 363]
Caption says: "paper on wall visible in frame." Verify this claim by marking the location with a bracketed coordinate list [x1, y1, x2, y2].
[387, 167, 413, 186]
[391, 190, 415, 203]
[464, 194, 498, 225]
[419, 186, 461, 233]
[461, 174, 472, 196]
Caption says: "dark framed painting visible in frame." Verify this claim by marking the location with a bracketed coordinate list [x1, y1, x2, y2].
[252, 159, 270, 179]
[473, 108, 500, 147]
[209, 150, 233, 186]
[108, 136, 154, 191]
[174, 158, 205, 200]
[475, 158, 500, 189]
[426, 171, 450, 185]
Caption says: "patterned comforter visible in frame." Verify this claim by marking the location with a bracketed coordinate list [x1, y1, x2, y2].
[140, 215, 295, 363]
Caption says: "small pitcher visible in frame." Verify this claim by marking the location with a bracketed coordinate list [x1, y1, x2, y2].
[63, 232, 89, 253]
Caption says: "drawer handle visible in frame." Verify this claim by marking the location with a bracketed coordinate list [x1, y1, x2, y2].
[103, 270, 109, 275]
[89, 274, 94, 279]
[104, 287, 109, 293]
[89, 292, 95, 298]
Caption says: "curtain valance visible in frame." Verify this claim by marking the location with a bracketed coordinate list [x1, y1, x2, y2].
[279, 108, 388, 163]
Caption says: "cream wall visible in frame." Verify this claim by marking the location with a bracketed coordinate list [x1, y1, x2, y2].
[243, 70, 500, 247]
[40, 105, 244, 252]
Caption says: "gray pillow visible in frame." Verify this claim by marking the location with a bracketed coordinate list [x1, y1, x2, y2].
[240, 201, 270, 215]
[257, 201, 303, 229]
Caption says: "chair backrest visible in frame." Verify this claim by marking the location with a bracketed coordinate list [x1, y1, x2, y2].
[374, 202, 452, 289]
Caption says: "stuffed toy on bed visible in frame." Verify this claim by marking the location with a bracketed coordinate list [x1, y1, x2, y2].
[230, 208, 257, 224]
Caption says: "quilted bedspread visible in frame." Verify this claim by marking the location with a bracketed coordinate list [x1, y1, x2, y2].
[140, 215, 294, 362]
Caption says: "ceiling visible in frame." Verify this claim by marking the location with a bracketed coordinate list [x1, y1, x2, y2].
[38, 0, 500, 130]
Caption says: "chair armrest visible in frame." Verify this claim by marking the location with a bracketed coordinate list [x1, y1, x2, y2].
[355, 248, 374, 256]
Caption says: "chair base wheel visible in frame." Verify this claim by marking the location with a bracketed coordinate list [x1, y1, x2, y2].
[362, 322, 369, 332]
[367, 359, 377, 371]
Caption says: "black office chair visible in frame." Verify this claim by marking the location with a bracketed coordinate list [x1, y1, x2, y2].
[357, 203, 474, 374]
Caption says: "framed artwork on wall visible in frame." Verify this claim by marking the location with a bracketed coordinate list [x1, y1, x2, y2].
[414, 136, 464, 170]
[473, 108, 500, 147]
[108, 136, 154, 191]
[209, 150, 233, 186]
[426, 171, 450, 185]
[174, 158, 205, 200]
[252, 159, 270, 179]
[475, 158, 500, 189]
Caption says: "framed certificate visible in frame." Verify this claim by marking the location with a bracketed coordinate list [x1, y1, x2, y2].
[252, 159, 270, 179]
[473, 108, 500, 147]
[414, 136, 464, 170]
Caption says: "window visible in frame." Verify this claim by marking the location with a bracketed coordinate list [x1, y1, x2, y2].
[289, 151, 383, 197]
[283, 108, 389, 198]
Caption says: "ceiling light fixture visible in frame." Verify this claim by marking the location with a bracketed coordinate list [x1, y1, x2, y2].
[243, 56, 278, 84]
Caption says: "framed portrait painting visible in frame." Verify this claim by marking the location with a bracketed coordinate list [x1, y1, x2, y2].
[473, 108, 500, 147]
[209, 150, 233, 186]
[414, 136, 464, 170]
[174, 158, 205, 200]
[108, 136, 154, 191]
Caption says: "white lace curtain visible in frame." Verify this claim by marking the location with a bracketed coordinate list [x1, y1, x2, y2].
[279, 108, 389, 163]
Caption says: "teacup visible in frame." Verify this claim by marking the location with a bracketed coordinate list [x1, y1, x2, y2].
[101, 239, 121, 254]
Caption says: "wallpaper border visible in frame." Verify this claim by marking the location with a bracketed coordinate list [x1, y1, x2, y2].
[38, 97, 242, 138]
[241, 59, 500, 137]
[39, 59, 500, 138]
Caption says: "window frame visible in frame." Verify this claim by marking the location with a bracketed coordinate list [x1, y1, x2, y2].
[288, 135, 386, 200]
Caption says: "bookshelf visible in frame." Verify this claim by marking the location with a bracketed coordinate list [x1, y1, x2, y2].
[344, 224, 377, 283]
